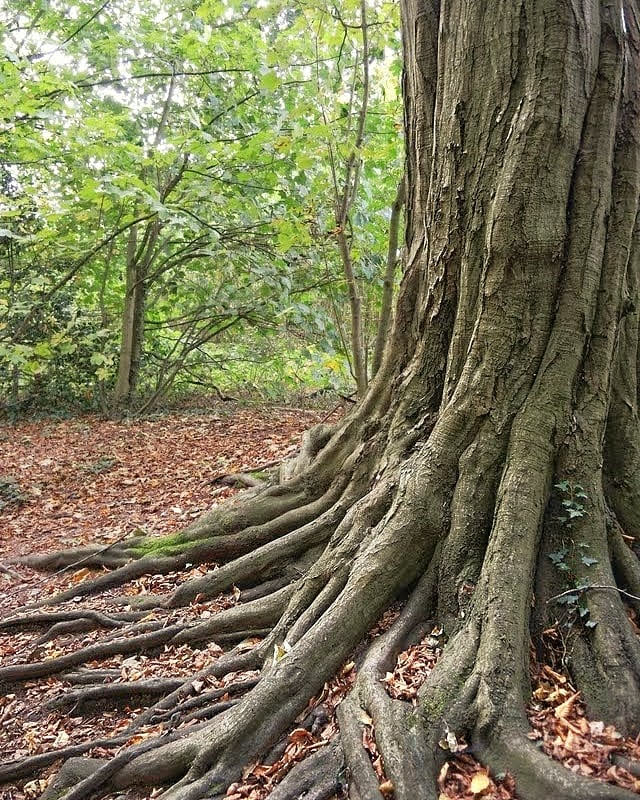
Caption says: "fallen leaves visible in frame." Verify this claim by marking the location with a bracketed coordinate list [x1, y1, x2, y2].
[0, 407, 328, 567]
[0, 406, 331, 800]
[70, 567, 92, 583]
[469, 771, 491, 795]
[226, 725, 330, 799]
[527, 656, 640, 794]
[384, 627, 443, 703]
[438, 757, 515, 800]
[3, 410, 640, 800]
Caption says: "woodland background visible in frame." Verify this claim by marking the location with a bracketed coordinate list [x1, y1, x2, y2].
[0, 0, 403, 418]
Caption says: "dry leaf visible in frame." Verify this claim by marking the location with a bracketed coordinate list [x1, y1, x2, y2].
[356, 708, 374, 726]
[470, 771, 491, 794]
[71, 567, 91, 583]
[555, 691, 580, 719]
[53, 729, 70, 747]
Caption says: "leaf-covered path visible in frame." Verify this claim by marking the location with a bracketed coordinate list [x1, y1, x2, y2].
[0, 407, 337, 799]
[1, 407, 323, 563]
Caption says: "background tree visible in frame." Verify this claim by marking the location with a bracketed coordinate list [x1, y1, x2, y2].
[0, 0, 403, 414]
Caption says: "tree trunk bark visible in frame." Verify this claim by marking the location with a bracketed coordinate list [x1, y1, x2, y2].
[111, 220, 159, 412]
[372, 179, 405, 377]
[111, 74, 175, 414]
[112, 223, 139, 410]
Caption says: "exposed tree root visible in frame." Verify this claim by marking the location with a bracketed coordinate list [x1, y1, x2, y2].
[6, 419, 640, 800]
[6, 417, 640, 800]
[45, 678, 188, 713]
[267, 741, 345, 800]
[476, 734, 639, 800]
[0, 609, 145, 632]
[0, 623, 185, 684]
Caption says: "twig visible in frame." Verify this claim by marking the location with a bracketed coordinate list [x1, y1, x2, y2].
[0, 563, 21, 580]
[548, 584, 640, 603]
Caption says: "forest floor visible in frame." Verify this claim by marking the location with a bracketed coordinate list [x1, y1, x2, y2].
[1, 406, 639, 800]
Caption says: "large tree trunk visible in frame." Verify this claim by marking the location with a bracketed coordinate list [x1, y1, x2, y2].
[5, 3, 640, 800]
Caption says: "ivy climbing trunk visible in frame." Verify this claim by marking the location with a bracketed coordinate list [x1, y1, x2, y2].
[5, 3, 640, 800]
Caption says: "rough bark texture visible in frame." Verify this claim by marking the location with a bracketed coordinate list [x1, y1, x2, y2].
[112, 220, 153, 410]
[372, 179, 405, 377]
[4, 3, 640, 800]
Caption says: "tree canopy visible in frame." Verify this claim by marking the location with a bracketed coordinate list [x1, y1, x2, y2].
[1, 0, 403, 413]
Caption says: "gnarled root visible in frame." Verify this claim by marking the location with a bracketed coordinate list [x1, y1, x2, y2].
[6, 445, 640, 800]
[7, 388, 640, 800]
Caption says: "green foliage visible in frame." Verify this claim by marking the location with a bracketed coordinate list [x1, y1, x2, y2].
[549, 482, 598, 631]
[553, 481, 589, 523]
[0, 0, 402, 413]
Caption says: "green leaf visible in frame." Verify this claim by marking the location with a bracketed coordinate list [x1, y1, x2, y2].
[260, 71, 280, 92]
[556, 593, 579, 606]
[548, 550, 567, 565]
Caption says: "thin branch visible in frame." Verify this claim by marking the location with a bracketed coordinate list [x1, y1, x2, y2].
[6, 214, 156, 344]
[26, 1, 112, 62]
[548, 585, 640, 604]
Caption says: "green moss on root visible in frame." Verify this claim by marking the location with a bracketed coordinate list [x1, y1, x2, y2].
[131, 533, 189, 556]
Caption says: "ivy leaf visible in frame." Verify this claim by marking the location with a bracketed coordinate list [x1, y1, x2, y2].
[556, 593, 579, 606]
[548, 550, 567, 565]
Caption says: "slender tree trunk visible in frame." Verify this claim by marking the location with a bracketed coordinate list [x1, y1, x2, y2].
[333, 0, 370, 396]
[112, 223, 139, 410]
[112, 219, 159, 412]
[9, 4, 640, 800]
[336, 227, 368, 394]
[111, 73, 175, 414]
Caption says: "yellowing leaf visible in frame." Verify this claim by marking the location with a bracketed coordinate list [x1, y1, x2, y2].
[356, 708, 373, 726]
[470, 771, 491, 795]
[555, 691, 580, 719]
[71, 567, 91, 583]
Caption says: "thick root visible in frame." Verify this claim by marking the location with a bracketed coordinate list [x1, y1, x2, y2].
[476, 733, 639, 800]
